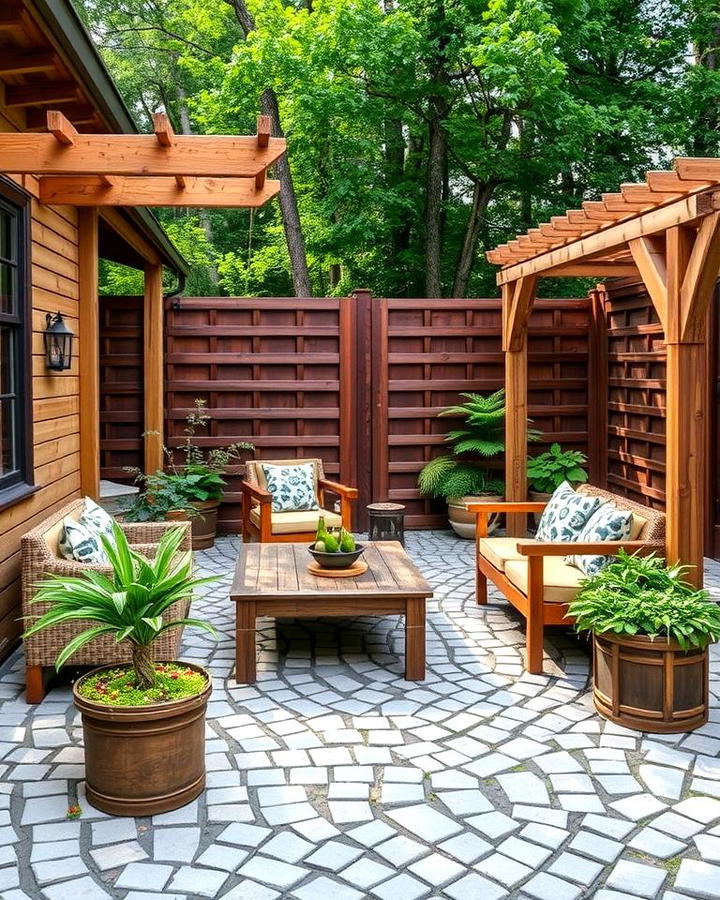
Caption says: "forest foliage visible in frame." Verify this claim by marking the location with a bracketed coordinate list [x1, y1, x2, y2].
[74, 0, 720, 299]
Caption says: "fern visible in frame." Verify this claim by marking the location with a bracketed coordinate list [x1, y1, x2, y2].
[417, 456, 503, 500]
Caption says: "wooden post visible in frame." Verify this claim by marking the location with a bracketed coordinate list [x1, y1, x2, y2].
[503, 281, 531, 536]
[353, 289, 373, 530]
[588, 286, 608, 488]
[78, 207, 99, 499]
[143, 263, 164, 474]
[665, 339, 706, 585]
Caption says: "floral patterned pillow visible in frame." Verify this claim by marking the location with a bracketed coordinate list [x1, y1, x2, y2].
[58, 518, 109, 564]
[261, 462, 319, 513]
[535, 481, 600, 542]
[566, 503, 633, 577]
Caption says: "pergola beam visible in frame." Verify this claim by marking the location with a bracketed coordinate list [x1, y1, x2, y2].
[496, 191, 718, 285]
[628, 235, 668, 332]
[39, 175, 280, 207]
[0, 131, 286, 177]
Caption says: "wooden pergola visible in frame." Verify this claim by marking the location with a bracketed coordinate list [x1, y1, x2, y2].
[489, 161, 720, 586]
[0, 110, 284, 496]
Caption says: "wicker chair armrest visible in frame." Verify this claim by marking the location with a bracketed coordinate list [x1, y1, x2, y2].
[120, 520, 191, 550]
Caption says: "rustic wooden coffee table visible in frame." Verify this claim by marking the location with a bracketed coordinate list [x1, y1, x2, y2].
[231, 541, 433, 683]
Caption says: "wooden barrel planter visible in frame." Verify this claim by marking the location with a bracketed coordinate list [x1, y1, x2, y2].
[73, 662, 211, 816]
[593, 632, 708, 733]
[191, 499, 220, 550]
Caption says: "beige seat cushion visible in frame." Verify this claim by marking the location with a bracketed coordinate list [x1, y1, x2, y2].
[504, 557, 585, 605]
[629, 513, 647, 540]
[250, 507, 342, 535]
[478, 537, 525, 572]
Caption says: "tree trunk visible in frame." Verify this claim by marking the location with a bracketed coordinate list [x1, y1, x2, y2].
[131, 644, 156, 690]
[225, 0, 313, 297]
[452, 180, 494, 298]
[175, 82, 219, 285]
[424, 114, 447, 297]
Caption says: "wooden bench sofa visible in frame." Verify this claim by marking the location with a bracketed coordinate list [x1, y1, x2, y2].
[470, 486, 666, 674]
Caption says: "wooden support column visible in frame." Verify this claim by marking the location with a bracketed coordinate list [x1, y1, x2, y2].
[503, 277, 536, 535]
[143, 263, 165, 474]
[663, 216, 720, 585]
[78, 207, 99, 498]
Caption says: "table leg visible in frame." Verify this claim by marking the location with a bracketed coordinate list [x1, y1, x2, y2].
[235, 600, 257, 683]
[405, 597, 425, 680]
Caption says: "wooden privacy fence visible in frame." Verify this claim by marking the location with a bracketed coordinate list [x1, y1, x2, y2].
[100, 292, 591, 531]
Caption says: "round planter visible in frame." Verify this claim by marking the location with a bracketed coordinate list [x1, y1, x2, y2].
[593, 632, 708, 733]
[448, 495, 502, 539]
[191, 499, 220, 550]
[528, 490, 552, 528]
[73, 662, 212, 816]
[166, 509, 188, 521]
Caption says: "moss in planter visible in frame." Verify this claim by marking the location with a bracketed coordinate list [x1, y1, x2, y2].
[78, 663, 206, 706]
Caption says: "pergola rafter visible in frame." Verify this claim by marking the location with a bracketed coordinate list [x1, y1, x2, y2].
[490, 159, 720, 594]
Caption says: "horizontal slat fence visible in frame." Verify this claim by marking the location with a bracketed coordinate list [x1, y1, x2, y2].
[371, 296, 591, 527]
[99, 296, 145, 482]
[100, 293, 591, 532]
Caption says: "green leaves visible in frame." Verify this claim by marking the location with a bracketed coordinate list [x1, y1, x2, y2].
[567, 550, 720, 650]
[24, 525, 221, 680]
[527, 443, 588, 494]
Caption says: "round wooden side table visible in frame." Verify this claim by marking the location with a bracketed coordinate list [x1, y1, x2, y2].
[367, 502, 406, 546]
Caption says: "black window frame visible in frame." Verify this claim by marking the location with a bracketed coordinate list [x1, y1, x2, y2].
[0, 177, 34, 509]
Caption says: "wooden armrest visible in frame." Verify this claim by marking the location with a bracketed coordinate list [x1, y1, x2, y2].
[318, 479, 358, 500]
[467, 501, 546, 514]
[516, 539, 663, 557]
[240, 481, 272, 504]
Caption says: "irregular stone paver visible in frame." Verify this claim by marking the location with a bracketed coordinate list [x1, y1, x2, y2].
[0, 530, 718, 898]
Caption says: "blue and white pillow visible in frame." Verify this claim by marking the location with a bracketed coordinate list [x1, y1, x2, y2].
[261, 462, 319, 513]
[536, 481, 600, 542]
[566, 503, 633, 577]
[59, 518, 109, 564]
[80, 497, 115, 541]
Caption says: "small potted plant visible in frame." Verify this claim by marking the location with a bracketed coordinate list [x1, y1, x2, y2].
[127, 400, 253, 549]
[567, 550, 720, 733]
[23, 524, 219, 815]
[527, 443, 588, 524]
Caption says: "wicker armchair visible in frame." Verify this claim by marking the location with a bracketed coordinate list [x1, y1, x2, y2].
[22, 499, 193, 703]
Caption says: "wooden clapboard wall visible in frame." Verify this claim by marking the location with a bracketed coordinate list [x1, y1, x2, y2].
[0, 121, 82, 658]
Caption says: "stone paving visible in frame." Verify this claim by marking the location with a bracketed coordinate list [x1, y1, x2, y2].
[1, 530, 720, 899]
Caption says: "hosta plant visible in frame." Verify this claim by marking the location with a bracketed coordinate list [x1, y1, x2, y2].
[567, 551, 720, 650]
[24, 523, 219, 693]
[527, 443, 588, 494]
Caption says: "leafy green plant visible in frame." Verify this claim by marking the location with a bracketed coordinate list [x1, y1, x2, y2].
[417, 457, 503, 500]
[527, 443, 588, 493]
[126, 399, 253, 520]
[23, 524, 219, 690]
[567, 550, 720, 650]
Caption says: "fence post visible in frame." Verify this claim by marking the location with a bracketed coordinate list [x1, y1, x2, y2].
[352, 289, 373, 530]
[588, 286, 608, 488]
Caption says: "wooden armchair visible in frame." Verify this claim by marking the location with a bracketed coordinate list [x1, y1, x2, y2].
[470, 485, 666, 674]
[240, 458, 358, 543]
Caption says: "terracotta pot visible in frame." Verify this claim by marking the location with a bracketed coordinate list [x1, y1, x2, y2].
[73, 662, 212, 816]
[190, 499, 220, 550]
[448, 494, 503, 539]
[593, 631, 708, 733]
[166, 509, 188, 521]
[529, 490, 552, 527]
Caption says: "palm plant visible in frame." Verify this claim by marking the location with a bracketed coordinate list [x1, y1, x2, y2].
[23, 523, 218, 690]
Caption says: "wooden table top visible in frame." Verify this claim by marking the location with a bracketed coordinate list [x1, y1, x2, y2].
[231, 541, 433, 602]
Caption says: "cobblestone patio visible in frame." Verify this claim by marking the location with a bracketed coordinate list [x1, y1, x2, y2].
[1, 530, 720, 900]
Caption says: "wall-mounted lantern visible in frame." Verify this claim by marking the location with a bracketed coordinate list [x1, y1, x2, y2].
[43, 312, 74, 371]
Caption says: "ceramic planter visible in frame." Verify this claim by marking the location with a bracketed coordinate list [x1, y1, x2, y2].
[73, 662, 212, 816]
[448, 494, 502, 539]
[593, 632, 708, 733]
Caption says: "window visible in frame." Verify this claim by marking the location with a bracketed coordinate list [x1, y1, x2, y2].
[0, 178, 32, 502]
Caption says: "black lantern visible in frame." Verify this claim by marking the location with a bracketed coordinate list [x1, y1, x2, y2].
[44, 312, 74, 371]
